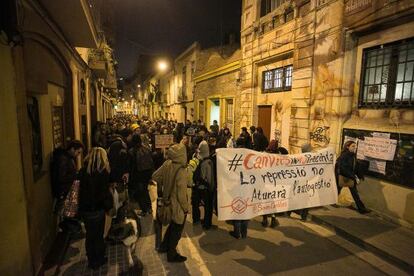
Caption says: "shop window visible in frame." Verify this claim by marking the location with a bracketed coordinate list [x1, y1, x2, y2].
[262, 65, 293, 93]
[261, 0, 286, 17]
[359, 38, 414, 108]
[27, 97, 43, 179]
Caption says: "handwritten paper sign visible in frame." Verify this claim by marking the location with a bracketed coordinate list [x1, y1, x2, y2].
[363, 137, 397, 161]
[368, 159, 386, 175]
[155, 134, 174, 149]
[216, 148, 338, 220]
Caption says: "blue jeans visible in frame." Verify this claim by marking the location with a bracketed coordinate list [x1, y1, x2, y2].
[233, 220, 249, 238]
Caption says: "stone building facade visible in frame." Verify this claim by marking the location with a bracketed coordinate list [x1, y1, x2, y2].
[240, 0, 414, 226]
[0, 0, 116, 274]
[194, 48, 242, 135]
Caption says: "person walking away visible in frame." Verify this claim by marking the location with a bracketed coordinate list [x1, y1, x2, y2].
[129, 134, 155, 216]
[192, 141, 215, 230]
[335, 141, 370, 214]
[78, 147, 113, 269]
[55, 140, 84, 233]
[152, 143, 189, 262]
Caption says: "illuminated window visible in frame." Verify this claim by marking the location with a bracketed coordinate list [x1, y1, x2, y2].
[262, 65, 293, 92]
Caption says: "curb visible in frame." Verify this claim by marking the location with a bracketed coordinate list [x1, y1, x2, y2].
[308, 213, 414, 274]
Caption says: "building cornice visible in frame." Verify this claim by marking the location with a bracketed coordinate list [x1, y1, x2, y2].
[194, 60, 241, 84]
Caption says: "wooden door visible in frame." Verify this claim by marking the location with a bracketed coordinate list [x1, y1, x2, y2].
[258, 106, 272, 140]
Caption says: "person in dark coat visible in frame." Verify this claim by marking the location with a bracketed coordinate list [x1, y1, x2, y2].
[254, 127, 269, 152]
[56, 140, 84, 233]
[107, 137, 129, 184]
[78, 147, 113, 270]
[335, 140, 370, 214]
[238, 127, 252, 149]
[128, 134, 155, 215]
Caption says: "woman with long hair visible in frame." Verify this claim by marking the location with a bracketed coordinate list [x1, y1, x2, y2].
[335, 141, 370, 214]
[79, 147, 113, 269]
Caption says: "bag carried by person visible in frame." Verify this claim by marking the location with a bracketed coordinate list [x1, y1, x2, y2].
[338, 157, 356, 188]
[157, 168, 181, 226]
[338, 175, 355, 188]
[62, 180, 80, 218]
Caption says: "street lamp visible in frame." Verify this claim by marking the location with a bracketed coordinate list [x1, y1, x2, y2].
[157, 60, 168, 72]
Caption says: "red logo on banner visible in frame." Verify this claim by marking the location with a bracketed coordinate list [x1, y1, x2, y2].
[231, 197, 248, 214]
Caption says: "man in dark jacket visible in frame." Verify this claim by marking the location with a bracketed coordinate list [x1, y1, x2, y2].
[128, 134, 155, 215]
[57, 140, 84, 233]
[57, 140, 84, 199]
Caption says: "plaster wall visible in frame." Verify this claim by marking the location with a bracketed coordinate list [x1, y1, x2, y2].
[0, 45, 33, 276]
[342, 21, 414, 226]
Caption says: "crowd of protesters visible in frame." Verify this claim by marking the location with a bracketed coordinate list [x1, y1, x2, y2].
[52, 114, 369, 268]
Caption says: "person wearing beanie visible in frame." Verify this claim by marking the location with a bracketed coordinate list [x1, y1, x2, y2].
[191, 141, 215, 230]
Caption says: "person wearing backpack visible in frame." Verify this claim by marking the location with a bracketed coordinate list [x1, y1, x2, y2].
[192, 141, 215, 230]
[152, 143, 189, 262]
[128, 134, 154, 216]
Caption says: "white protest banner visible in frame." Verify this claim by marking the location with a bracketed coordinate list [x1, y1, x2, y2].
[216, 147, 338, 221]
[155, 134, 174, 149]
[363, 137, 397, 161]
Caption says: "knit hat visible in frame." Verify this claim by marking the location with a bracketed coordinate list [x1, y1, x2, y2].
[131, 123, 139, 131]
[198, 140, 210, 159]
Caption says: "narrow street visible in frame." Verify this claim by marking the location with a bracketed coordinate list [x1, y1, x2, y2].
[2, 1, 414, 275]
[56, 205, 410, 276]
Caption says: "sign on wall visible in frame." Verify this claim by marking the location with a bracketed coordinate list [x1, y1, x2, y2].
[216, 148, 338, 220]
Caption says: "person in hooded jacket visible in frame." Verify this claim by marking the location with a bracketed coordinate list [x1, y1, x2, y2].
[192, 141, 215, 230]
[107, 136, 129, 186]
[152, 143, 189, 262]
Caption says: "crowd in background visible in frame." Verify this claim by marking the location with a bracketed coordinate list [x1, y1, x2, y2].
[52, 114, 369, 268]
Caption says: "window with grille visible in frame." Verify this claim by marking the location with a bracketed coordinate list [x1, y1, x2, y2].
[262, 65, 293, 92]
[359, 38, 414, 107]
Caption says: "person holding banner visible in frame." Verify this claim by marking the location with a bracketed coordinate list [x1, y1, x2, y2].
[335, 141, 370, 214]
[229, 137, 250, 239]
[261, 139, 280, 228]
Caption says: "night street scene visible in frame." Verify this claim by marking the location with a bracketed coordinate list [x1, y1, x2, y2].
[2, 0, 414, 275]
